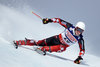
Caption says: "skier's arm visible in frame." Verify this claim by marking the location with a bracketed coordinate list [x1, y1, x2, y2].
[78, 37, 85, 57]
[43, 18, 72, 28]
[74, 37, 85, 64]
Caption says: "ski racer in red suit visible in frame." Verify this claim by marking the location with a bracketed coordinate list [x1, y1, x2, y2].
[14, 18, 85, 64]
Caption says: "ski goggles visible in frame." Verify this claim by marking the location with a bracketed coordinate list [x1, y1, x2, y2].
[76, 27, 84, 33]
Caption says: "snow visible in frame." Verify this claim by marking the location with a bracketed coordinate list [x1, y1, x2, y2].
[0, 4, 100, 67]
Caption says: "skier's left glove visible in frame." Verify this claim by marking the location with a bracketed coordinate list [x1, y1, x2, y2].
[74, 56, 83, 64]
[42, 18, 52, 24]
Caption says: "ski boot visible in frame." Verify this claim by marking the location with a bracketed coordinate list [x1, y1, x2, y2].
[35, 47, 46, 55]
[13, 38, 36, 49]
[13, 40, 19, 49]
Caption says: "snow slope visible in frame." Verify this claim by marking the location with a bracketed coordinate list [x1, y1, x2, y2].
[0, 4, 100, 67]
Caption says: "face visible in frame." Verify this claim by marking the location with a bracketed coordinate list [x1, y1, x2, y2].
[75, 27, 84, 36]
[75, 30, 81, 36]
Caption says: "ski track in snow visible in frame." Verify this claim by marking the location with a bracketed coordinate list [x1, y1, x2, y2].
[0, 4, 100, 67]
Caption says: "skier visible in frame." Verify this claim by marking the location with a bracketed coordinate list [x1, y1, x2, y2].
[14, 18, 85, 64]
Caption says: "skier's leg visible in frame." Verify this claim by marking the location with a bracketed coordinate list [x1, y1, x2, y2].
[36, 39, 47, 46]
[36, 35, 61, 46]
[40, 45, 68, 53]
[14, 35, 60, 47]
[14, 38, 36, 46]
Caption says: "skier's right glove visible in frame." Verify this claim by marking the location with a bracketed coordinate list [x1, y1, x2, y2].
[74, 56, 83, 64]
[42, 18, 52, 24]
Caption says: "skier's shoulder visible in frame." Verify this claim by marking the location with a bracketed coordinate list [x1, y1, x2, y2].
[79, 34, 84, 40]
[68, 24, 75, 30]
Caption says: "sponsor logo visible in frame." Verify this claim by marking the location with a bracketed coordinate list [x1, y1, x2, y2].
[66, 30, 77, 42]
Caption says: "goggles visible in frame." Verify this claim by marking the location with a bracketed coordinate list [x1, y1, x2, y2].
[76, 27, 84, 33]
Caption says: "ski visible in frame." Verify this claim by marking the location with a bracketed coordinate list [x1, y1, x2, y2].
[13, 39, 46, 55]
[15, 45, 46, 56]
[34, 48, 46, 55]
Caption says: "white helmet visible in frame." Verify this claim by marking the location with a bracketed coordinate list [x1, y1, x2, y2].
[75, 21, 85, 31]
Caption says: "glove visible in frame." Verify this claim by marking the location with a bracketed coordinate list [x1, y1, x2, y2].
[74, 56, 83, 64]
[43, 18, 49, 24]
[43, 18, 53, 24]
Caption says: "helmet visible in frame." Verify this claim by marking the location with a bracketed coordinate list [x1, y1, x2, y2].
[75, 21, 85, 31]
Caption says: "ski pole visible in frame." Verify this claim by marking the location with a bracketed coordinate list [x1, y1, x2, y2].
[31, 11, 42, 20]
